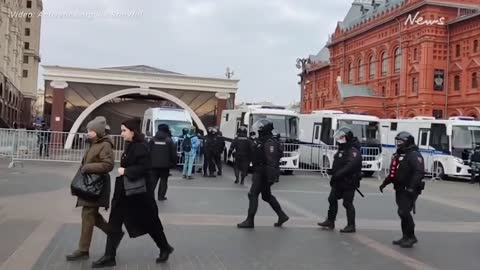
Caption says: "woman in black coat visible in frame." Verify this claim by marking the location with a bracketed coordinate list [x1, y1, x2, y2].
[92, 118, 174, 268]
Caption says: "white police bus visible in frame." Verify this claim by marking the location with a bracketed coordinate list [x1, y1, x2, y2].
[380, 116, 480, 179]
[298, 110, 382, 176]
[142, 107, 193, 142]
[219, 105, 300, 172]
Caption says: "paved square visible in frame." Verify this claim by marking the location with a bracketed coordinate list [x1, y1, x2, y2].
[1, 159, 480, 270]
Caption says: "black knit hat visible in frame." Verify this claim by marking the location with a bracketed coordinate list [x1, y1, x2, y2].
[122, 118, 141, 133]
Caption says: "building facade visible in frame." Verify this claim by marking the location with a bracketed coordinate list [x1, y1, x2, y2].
[0, 0, 42, 128]
[42, 65, 238, 139]
[301, 0, 480, 119]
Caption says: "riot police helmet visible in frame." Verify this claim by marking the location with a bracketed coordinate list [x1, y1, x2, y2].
[251, 119, 274, 138]
[394, 131, 415, 149]
[182, 127, 189, 136]
[237, 125, 248, 137]
[333, 127, 354, 144]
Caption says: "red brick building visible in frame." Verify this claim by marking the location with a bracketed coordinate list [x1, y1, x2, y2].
[300, 0, 480, 119]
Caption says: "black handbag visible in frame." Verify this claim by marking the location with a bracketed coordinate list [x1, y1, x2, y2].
[70, 169, 107, 200]
[123, 175, 147, 196]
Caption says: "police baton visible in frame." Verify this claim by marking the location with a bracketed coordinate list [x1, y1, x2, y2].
[356, 188, 365, 198]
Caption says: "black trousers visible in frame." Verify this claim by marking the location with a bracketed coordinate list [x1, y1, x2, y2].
[39, 143, 49, 156]
[234, 157, 249, 181]
[106, 197, 169, 256]
[151, 168, 170, 199]
[204, 153, 216, 175]
[395, 190, 416, 237]
[214, 153, 222, 174]
[327, 187, 356, 225]
[246, 173, 286, 218]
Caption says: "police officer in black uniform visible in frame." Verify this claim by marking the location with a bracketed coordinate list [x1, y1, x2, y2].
[469, 144, 480, 184]
[203, 127, 217, 177]
[318, 127, 362, 233]
[237, 119, 289, 228]
[379, 131, 425, 248]
[228, 125, 252, 185]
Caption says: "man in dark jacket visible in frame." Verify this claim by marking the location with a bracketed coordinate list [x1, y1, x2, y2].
[203, 127, 217, 177]
[469, 144, 480, 184]
[149, 124, 177, 201]
[318, 127, 362, 233]
[379, 131, 425, 248]
[237, 119, 289, 228]
[228, 125, 252, 185]
[213, 129, 226, 176]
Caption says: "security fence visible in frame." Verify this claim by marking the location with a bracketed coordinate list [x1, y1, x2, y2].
[0, 128, 441, 180]
[0, 128, 203, 167]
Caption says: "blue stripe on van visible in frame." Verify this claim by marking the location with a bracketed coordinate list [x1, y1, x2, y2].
[381, 144, 448, 155]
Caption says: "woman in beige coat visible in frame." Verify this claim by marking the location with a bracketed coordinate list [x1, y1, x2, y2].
[66, 116, 114, 261]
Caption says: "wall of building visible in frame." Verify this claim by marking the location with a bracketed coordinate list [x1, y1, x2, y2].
[0, 0, 42, 127]
[302, 0, 480, 119]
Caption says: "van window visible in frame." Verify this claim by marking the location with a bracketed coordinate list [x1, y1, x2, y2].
[391, 122, 397, 131]
[225, 113, 229, 122]
[314, 125, 320, 140]
[320, 118, 333, 145]
[146, 119, 152, 136]
[420, 132, 428, 146]
[430, 124, 449, 152]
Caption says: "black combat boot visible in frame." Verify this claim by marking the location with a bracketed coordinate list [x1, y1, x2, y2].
[156, 245, 174, 263]
[392, 236, 407, 245]
[274, 214, 289, 227]
[234, 177, 239, 184]
[340, 224, 356, 233]
[399, 236, 418, 248]
[237, 215, 255, 228]
[317, 219, 335, 229]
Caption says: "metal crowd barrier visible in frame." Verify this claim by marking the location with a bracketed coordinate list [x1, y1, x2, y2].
[380, 151, 439, 181]
[0, 129, 203, 167]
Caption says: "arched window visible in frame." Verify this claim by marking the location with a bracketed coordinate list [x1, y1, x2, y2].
[369, 55, 375, 79]
[395, 83, 399, 96]
[348, 62, 354, 83]
[473, 40, 478, 53]
[381, 86, 386, 96]
[412, 77, 418, 94]
[454, 75, 460, 91]
[358, 58, 364, 81]
[394, 48, 401, 73]
[456, 44, 461, 57]
[413, 48, 418, 61]
[473, 72, 479, 89]
[381, 52, 388, 76]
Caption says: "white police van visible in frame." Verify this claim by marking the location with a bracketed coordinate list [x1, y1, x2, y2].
[380, 116, 480, 179]
[298, 110, 382, 176]
[142, 107, 193, 142]
[219, 105, 300, 172]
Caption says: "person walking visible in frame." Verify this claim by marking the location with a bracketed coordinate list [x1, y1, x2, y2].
[149, 124, 177, 200]
[91, 118, 174, 268]
[66, 117, 114, 261]
[181, 127, 200, 179]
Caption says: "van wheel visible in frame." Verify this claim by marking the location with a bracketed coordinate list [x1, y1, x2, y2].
[362, 171, 375, 178]
[433, 162, 446, 180]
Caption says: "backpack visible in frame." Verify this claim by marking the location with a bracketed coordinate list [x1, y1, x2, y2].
[182, 136, 192, 153]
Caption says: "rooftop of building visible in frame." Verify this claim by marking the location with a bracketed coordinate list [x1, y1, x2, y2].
[100, 65, 183, 75]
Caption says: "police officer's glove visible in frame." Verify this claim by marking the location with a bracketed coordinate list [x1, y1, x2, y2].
[379, 183, 386, 193]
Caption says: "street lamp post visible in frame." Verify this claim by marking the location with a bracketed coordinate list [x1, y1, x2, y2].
[296, 58, 309, 113]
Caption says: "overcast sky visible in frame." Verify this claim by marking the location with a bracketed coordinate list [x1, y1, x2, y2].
[39, 0, 352, 105]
